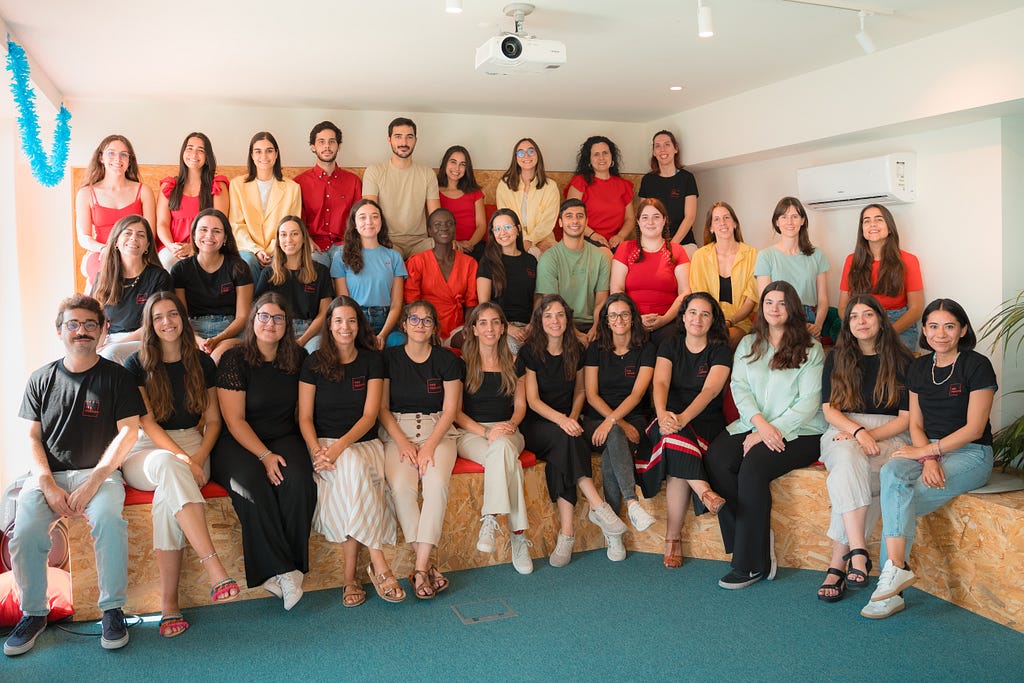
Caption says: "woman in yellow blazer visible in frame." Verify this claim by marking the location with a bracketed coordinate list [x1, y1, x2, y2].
[229, 131, 302, 281]
[689, 201, 758, 348]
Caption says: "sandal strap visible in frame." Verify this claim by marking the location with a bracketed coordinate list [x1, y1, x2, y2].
[842, 548, 873, 574]
[818, 567, 846, 591]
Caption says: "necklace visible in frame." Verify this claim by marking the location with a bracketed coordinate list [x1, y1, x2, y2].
[931, 352, 960, 385]
[122, 274, 141, 289]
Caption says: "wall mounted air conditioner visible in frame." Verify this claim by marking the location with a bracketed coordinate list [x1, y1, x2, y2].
[797, 153, 916, 210]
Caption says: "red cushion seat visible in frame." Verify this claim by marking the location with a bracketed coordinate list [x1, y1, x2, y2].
[123, 482, 229, 506]
[452, 450, 536, 475]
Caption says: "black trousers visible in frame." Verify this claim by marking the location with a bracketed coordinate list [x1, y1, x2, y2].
[704, 431, 820, 573]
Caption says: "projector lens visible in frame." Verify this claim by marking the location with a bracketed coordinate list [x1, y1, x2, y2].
[501, 36, 523, 59]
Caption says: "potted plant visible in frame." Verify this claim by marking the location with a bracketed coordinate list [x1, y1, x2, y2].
[979, 291, 1024, 471]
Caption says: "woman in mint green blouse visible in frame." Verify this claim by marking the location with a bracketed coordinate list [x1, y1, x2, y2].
[704, 280, 826, 590]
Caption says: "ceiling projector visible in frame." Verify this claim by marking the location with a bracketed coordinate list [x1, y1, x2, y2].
[475, 3, 566, 76]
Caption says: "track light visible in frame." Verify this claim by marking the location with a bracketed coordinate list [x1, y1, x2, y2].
[446, 0, 463, 14]
[855, 10, 876, 54]
[697, 0, 713, 38]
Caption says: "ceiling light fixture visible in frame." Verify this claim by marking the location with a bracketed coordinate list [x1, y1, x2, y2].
[697, 1, 714, 38]
[782, 2, 893, 53]
[670, 86, 683, 91]
[854, 11, 876, 54]
[446, 0, 463, 14]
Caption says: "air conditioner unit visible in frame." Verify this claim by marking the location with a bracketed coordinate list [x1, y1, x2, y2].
[797, 153, 916, 211]
[475, 35, 566, 75]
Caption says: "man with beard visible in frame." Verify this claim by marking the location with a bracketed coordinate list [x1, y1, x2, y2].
[362, 117, 441, 259]
[295, 121, 362, 267]
[5, 295, 144, 657]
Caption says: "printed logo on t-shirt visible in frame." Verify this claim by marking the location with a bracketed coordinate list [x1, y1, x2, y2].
[697, 364, 709, 378]
[220, 282, 234, 294]
[426, 378, 443, 394]
[135, 292, 149, 305]
[670, 189, 682, 199]
[304, 284, 317, 293]
[351, 376, 366, 392]
[949, 383, 963, 398]
[624, 365, 637, 378]
[82, 400, 100, 418]
[526, 268, 536, 278]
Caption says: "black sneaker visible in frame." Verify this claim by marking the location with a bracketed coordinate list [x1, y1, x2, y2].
[718, 569, 764, 589]
[4, 615, 47, 656]
[101, 608, 129, 650]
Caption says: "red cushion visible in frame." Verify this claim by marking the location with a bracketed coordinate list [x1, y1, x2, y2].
[123, 482, 229, 506]
[0, 568, 73, 626]
[452, 450, 537, 475]
[722, 385, 740, 425]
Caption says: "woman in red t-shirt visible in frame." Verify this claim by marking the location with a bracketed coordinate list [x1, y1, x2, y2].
[838, 204, 924, 349]
[436, 145, 486, 258]
[565, 135, 635, 253]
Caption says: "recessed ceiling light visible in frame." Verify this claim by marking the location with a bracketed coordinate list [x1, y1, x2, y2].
[669, 86, 683, 91]
[446, 0, 463, 14]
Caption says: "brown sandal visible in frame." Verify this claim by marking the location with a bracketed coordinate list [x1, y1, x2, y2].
[342, 582, 366, 608]
[700, 489, 726, 515]
[409, 570, 436, 600]
[664, 538, 683, 569]
[368, 564, 406, 603]
[428, 565, 450, 594]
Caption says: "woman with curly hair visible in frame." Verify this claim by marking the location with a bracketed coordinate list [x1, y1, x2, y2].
[565, 135, 635, 252]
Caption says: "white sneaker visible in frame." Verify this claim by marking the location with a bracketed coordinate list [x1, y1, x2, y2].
[627, 501, 655, 532]
[508, 533, 534, 575]
[605, 532, 626, 562]
[263, 575, 283, 598]
[477, 515, 500, 554]
[767, 529, 777, 580]
[549, 532, 575, 568]
[279, 570, 304, 611]
[861, 594, 905, 619]
[870, 560, 916, 602]
[588, 502, 628, 535]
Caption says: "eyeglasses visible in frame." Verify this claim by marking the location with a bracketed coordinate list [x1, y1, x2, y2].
[103, 150, 130, 160]
[62, 320, 101, 332]
[256, 312, 287, 326]
[515, 148, 537, 158]
[606, 312, 632, 322]
[491, 224, 516, 234]
[407, 315, 435, 328]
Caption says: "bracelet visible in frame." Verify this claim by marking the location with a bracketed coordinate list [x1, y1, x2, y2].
[917, 455, 941, 463]
[483, 426, 491, 439]
[257, 449, 271, 461]
[935, 440, 943, 456]
[852, 427, 865, 437]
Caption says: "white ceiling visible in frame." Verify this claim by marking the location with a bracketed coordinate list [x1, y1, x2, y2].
[2, 0, 1023, 123]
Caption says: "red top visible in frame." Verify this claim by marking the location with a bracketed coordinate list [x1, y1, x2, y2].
[439, 190, 484, 242]
[839, 250, 923, 310]
[90, 184, 143, 244]
[293, 166, 363, 250]
[613, 240, 689, 315]
[404, 250, 479, 338]
[160, 175, 228, 244]
[566, 175, 634, 240]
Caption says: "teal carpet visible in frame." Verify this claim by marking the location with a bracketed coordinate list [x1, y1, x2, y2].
[4, 551, 1021, 682]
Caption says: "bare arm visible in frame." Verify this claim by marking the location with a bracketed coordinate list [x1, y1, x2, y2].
[298, 297, 330, 347]
[25, 419, 73, 516]
[670, 195, 698, 244]
[609, 260, 627, 294]
[75, 186, 104, 252]
[68, 417, 139, 513]
[612, 201, 636, 248]
[207, 283, 253, 352]
[892, 290, 925, 334]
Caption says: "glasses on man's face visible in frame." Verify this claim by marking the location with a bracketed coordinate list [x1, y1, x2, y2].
[515, 148, 537, 158]
[256, 312, 287, 326]
[407, 315, 435, 328]
[491, 224, 515, 234]
[62, 320, 101, 333]
[606, 312, 632, 322]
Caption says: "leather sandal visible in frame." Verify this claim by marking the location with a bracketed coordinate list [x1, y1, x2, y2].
[409, 570, 436, 600]
[368, 564, 406, 603]
[843, 548, 873, 590]
[817, 567, 847, 603]
[428, 565, 450, 594]
[700, 489, 726, 515]
[342, 582, 366, 608]
[664, 538, 683, 569]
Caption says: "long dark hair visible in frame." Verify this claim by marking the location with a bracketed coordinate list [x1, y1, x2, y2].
[574, 135, 623, 184]
[481, 209, 524, 298]
[240, 292, 303, 373]
[771, 197, 814, 256]
[82, 134, 142, 187]
[462, 302, 517, 396]
[244, 131, 283, 182]
[648, 130, 683, 173]
[500, 137, 549, 192]
[437, 145, 482, 193]
[311, 296, 377, 382]
[847, 204, 906, 298]
[677, 292, 730, 347]
[267, 215, 317, 286]
[525, 294, 583, 381]
[702, 201, 746, 244]
[594, 293, 648, 352]
[745, 281, 814, 370]
[168, 132, 219, 212]
[92, 215, 162, 306]
[919, 298, 977, 352]
[341, 199, 393, 274]
[829, 294, 913, 412]
[138, 292, 208, 423]
[189, 208, 249, 280]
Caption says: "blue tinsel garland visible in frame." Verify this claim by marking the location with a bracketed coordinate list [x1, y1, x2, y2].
[5, 39, 71, 187]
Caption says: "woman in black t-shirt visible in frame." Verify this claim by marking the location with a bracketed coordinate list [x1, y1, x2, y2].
[520, 294, 628, 568]
[583, 294, 657, 542]
[455, 302, 532, 575]
[122, 292, 239, 637]
[638, 130, 699, 246]
[817, 295, 913, 603]
[380, 300, 462, 598]
[93, 215, 172, 364]
[298, 295, 400, 607]
[211, 293, 314, 611]
[476, 209, 537, 353]
[865, 299, 996, 620]
[641, 292, 732, 569]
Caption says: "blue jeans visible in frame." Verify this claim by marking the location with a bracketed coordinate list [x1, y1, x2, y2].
[11, 469, 128, 615]
[294, 319, 321, 352]
[363, 306, 406, 347]
[804, 305, 817, 323]
[887, 305, 919, 351]
[191, 315, 234, 340]
[312, 244, 343, 268]
[240, 250, 263, 283]
[879, 441, 992, 563]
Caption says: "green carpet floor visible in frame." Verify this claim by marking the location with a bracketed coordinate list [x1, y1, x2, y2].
[4, 551, 1021, 682]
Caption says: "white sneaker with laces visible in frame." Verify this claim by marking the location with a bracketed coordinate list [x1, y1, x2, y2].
[861, 593, 905, 619]
[279, 570, 304, 610]
[627, 501, 655, 532]
[477, 515, 500, 554]
[263, 575, 283, 598]
[549, 532, 575, 568]
[588, 503, 628, 535]
[605, 532, 626, 562]
[870, 560, 916, 602]
[508, 533, 534, 574]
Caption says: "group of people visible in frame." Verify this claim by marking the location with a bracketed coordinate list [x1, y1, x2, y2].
[3, 119, 996, 657]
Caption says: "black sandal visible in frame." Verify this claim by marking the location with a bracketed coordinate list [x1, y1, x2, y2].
[843, 548, 873, 590]
[817, 567, 847, 603]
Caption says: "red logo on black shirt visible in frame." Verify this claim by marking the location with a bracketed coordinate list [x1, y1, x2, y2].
[83, 400, 100, 418]
[527, 268, 536, 278]
[624, 365, 637, 378]
[304, 284, 316, 293]
[697, 364, 709, 377]
[135, 292, 149, 305]
[949, 383, 963, 397]
[427, 378, 443, 394]
[670, 189, 681, 199]
[220, 283, 234, 294]
[352, 376, 366, 391]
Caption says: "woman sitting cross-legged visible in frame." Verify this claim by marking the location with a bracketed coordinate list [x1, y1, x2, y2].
[121, 292, 239, 638]
[518, 294, 628, 567]
[861, 298, 996, 619]
[639, 292, 731, 569]
[298, 295, 402, 607]
[455, 302, 532, 575]
[817, 294, 912, 603]
[379, 300, 462, 598]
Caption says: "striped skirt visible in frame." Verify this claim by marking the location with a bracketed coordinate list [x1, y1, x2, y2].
[313, 437, 397, 548]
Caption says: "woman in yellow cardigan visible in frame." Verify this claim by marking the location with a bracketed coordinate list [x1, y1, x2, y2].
[229, 131, 302, 281]
[689, 201, 758, 348]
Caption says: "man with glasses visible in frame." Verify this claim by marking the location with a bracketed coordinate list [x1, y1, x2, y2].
[535, 199, 610, 344]
[5, 295, 145, 657]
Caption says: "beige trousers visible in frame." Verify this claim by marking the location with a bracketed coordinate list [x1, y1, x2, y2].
[456, 424, 528, 532]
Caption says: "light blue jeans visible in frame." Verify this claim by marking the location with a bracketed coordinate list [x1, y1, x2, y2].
[887, 305, 919, 351]
[312, 244, 343, 268]
[879, 441, 992, 564]
[191, 315, 234, 340]
[363, 306, 406, 347]
[240, 250, 263, 283]
[11, 469, 128, 615]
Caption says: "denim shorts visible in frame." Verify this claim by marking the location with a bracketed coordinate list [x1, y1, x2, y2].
[191, 315, 234, 339]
